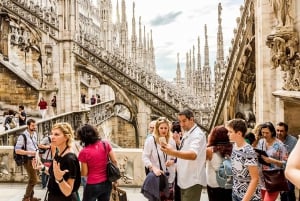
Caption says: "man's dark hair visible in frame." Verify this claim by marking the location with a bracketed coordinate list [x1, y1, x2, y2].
[226, 118, 247, 136]
[178, 109, 194, 120]
[245, 132, 256, 145]
[277, 122, 288, 132]
[19, 105, 24, 110]
[171, 121, 181, 133]
[27, 118, 36, 126]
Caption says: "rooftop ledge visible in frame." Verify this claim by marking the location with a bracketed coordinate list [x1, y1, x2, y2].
[272, 90, 300, 102]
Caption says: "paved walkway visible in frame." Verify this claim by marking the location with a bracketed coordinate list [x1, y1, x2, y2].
[0, 183, 209, 201]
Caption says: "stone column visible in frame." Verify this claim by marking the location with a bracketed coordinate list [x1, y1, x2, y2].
[255, 0, 281, 123]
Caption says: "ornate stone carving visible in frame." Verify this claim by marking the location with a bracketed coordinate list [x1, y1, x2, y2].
[266, 32, 300, 90]
[269, 0, 294, 30]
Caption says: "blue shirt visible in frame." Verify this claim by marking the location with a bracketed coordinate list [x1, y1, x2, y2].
[283, 135, 297, 154]
[15, 129, 39, 156]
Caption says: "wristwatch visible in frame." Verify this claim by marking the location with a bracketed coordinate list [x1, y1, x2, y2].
[55, 178, 64, 184]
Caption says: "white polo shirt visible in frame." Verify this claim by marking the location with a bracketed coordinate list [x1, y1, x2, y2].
[176, 125, 207, 189]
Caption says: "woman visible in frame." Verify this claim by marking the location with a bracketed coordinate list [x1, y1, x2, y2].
[257, 122, 288, 201]
[44, 122, 81, 201]
[142, 117, 176, 201]
[206, 125, 232, 201]
[285, 135, 300, 189]
[38, 97, 48, 119]
[77, 124, 118, 201]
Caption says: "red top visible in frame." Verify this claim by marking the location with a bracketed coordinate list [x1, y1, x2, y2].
[38, 100, 48, 109]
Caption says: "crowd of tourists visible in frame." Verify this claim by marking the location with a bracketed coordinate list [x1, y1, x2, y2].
[12, 108, 300, 201]
[141, 109, 300, 201]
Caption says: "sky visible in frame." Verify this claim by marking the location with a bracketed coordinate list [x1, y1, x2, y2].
[109, 0, 244, 81]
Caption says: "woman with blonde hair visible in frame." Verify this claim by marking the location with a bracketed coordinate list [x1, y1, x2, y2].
[40, 122, 81, 201]
[142, 117, 176, 201]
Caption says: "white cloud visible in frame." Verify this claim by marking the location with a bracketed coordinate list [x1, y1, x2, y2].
[110, 0, 244, 81]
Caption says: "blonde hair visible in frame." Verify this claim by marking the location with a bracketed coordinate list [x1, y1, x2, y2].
[153, 117, 172, 143]
[52, 122, 74, 147]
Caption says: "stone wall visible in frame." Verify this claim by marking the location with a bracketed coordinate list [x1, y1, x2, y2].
[0, 146, 146, 186]
[0, 64, 38, 112]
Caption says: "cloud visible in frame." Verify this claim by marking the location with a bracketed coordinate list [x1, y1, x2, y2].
[150, 11, 182, 26]
[109, 0, 244, 81]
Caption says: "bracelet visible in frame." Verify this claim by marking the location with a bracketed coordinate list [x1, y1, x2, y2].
[55, 178, 64, 184]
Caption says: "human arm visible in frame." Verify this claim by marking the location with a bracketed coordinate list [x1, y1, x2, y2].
[242, 165, 259, 201]
[285, 138, 300, 189]
[160, 143, 197, 160]
[53, 160, 74, 197]
[80, 162, 88, 177]
[261, 141, 288, 168]
[142, 137, 163, 176]
[18, 111, 26, 121]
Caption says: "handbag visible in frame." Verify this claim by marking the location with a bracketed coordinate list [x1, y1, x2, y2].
[110, 186, 127, 201]
[102, 141, 121, 182]
[262, 169, 289, 192]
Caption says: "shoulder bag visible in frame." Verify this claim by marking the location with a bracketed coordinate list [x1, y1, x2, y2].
[261, 143, 288, 192]
[102, 141, 121, 182]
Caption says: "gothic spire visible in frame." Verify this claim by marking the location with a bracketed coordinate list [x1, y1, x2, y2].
[217, 3, 224, 61]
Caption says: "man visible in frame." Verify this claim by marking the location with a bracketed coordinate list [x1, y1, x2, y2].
[226, 119, 260, 201]
[146, 120, 156, 139]
[15, 119, 41, 201]
[38, 135, 52, 189]
[18, 105, 26, 126]
[276, 122, 297, 201]
[161, 109, 206, 201]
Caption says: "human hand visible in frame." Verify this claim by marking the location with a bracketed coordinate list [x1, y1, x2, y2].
[165, 159, 175, 167]
[31, 158, 43, 170]
[160, 143, 174, 156]
[261, 155, 272, 164]
[53, 160, 69, 180]
[152, 166, 163, 176]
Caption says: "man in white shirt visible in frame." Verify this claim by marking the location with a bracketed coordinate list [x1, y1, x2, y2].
[161, 109, 206, 201]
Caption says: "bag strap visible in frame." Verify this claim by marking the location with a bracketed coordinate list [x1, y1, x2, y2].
[153, 136, 164, 171]
[21, 133, 27, 151]
[102, 141, 109, 162]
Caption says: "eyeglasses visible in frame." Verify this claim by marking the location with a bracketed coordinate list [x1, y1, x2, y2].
[157, 117, 168, 122]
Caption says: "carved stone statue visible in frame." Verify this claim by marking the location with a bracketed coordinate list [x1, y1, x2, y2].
[0, 13, 10, 60]
[269, 0, 294, 27]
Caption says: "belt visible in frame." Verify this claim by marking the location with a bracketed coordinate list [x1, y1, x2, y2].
[27, 156, 35, 160]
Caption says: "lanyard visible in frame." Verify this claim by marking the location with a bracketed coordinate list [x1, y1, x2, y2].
[179, 126, 198, 150]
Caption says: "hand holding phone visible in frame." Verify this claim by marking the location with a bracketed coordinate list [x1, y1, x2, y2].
[159, 137, 167, 145]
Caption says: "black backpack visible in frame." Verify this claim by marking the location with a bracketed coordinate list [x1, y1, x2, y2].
[14, 134, 28, 166]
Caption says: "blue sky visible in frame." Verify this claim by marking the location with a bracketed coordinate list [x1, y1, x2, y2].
[110, 0, 244, 81]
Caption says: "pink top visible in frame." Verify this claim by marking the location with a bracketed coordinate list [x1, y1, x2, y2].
[78, 140, 112, 184]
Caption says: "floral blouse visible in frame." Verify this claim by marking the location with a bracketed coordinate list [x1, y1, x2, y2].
[257, 138, 288, 189]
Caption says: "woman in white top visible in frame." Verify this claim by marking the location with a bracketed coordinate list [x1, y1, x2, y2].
[206, 125, 233, 201]
[142, 117, 176, 201]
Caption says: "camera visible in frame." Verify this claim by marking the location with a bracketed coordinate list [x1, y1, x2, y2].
[165, 170, 170, 177]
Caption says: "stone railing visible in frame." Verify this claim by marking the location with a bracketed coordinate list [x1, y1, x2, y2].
[0, 146, 146, 186]
[2, 0, 59, 37]
[3, 0, 206, 127]
[0, 101, 143, 183]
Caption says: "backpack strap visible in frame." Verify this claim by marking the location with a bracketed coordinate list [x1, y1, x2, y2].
[20, 133, 27, 150]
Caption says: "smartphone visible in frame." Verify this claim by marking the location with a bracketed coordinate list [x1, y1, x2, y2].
[159, 137, 167, 144]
